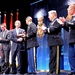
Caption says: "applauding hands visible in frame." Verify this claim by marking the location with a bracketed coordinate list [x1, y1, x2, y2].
[40, 25, 47, 31]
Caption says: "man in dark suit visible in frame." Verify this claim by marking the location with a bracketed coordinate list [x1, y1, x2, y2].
[0, 23, 10, 72]
[42, 10, 63, 75]
[25, 16, 38, 73]
[10, 20, 26, 74]
[59, 4, 75, 75]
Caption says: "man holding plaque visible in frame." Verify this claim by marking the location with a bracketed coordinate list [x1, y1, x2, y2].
[10, 20, 26, 74]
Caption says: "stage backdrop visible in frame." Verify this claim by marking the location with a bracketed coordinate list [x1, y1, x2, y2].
[30, 3, 71, 71]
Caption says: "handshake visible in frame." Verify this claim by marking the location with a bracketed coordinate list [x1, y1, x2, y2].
[17, 32, 27, 42]
[16, 32, 27, 38]
[59, 17, 66, 23]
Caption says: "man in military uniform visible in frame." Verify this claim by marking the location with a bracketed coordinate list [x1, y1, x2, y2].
[59, 4, 75, 75]
[41, 10, 63, 75]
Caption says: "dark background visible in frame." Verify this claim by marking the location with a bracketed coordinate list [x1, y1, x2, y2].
[0, 0, 71, 71]
[0, 0, 68, 30]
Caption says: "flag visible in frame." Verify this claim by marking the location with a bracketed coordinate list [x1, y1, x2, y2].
[4, 13, 6, 24]
[16, 9, 19, 20]
[10, 13, 13, 30]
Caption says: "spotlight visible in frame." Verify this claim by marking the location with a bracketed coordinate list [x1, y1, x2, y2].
[34, 9, 47, 18]
[66, 0, 75, 5]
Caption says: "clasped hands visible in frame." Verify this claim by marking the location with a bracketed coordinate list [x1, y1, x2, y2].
[17, 32, 26, 38]
[59, 17, 66, 26]
[38, 17, 66, 30]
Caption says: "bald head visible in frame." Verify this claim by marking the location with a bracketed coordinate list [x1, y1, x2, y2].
[25, 16, 32, 25]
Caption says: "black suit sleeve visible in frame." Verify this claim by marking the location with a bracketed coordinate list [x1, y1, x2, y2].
[46, 20, 62, 33]
[27, 23, 37, 38]
[62, 22, 69, 32]
[62, 17, 75, 31]
[65, 17, 75, 27]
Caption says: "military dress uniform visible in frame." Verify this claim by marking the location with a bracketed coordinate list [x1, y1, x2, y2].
[64, 15, 75, 74]
[46, 18, 63, 75]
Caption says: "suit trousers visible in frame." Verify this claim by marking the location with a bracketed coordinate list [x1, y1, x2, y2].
[1, 50, 10, 67]
[49, 46, 61, 74]
[11, 47, 22, 73]
[69, 44, 75, 73]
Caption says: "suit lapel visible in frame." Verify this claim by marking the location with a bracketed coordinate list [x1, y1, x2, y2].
[14, 29, 17, 35]
[3, 30, 7, 38]
[27, 25, 30, 33]
[18, 28, 22, 34]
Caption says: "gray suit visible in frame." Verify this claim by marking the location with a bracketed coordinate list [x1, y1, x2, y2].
[0, 29, 10, 67]
[10, 28, 25, 51]
[10, 28, 25, 73]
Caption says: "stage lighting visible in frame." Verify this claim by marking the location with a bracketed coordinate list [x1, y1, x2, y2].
[66, 0, 75, 5]
[30, 0, 43, 5]
[34, 8, 47, 18]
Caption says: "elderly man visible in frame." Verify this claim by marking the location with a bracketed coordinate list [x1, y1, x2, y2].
[10, 20, 26, 74]
[42, 10, 63, 75]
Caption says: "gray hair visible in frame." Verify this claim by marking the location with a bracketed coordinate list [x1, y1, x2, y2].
[48, 10, 57, 16]
[15, 20, 21, 25]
